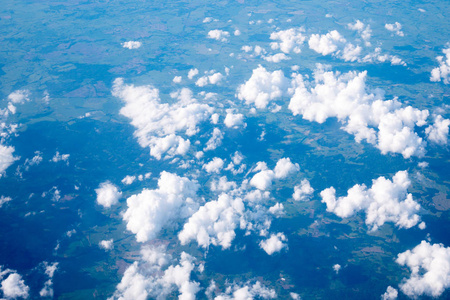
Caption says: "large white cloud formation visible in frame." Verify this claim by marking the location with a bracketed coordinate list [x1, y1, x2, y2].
[431, 45, 450, 84]
[123, 171, 199, 242]
[208, 280, 276, 300]
[96, 181, 122, 208]
[259, 233, 288, 255]
[237, 65, 289, 109]
[0, 268, 29, 299]
[289, 65, 447, 158]
[112, 79, 213, 159]
[0, 145, 17, 176]
[320, 171, 423, 231]
[396, 241, 450, 298]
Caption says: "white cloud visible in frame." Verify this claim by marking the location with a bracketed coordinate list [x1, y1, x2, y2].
[333, 264, 341, 274]
[0, 145, 16, 176]
[250, 158, 299, 190]
[196, 72, 224, 87]
[431, 45, 450, 84]
[425, 115, 450, 145]
[259, 233, 287, 255]
[308, 30, 346, 56]
[203, 157, 224, 174]
[237, 65, 289, 109]
[270, 27, 306, 54]
[0, 196, 11, 208]
[204, 128, 223, 151]
[188, 68, 199, 79]
[293, 179, 314, 201]
[122, 41, 142, 49]
[385, 22, 404, 37]
[51, 151, 69, 163]
[234, 29, 241, 36]
[320, 171, 422, 231]
[207, 30, 230, 42]
[121, 175, 136, 185]
[96, 181, 122, 208]
[263, 53, 291, 63]
[123, 171, 199, 242]
[289, 65, 431, 158]
[173, 76, 182, 83]
[40, 262, 58, 298]
[0, 271, 29, 299]
[224, 110, 245, 128]
[396, 241, 450, 298]
[212, 281, 276, 300]
[381, 286, 398, 300]
[348, 20, 372, 45]
[99, 239, 114, 251]
[112, 79, 213, 159]
[110, 248, 199, 300]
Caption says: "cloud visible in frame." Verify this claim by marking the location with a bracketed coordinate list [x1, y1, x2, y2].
[224, 110, 245, 128]
[122, 41, 142, 49]
[187, 68, 199, 79]
[289, 65, 433, 158]
[112, 79, 213, 159]
[204, 128, 223, 151]
[110, 247, 199, 300]
[121, 175, 136, 185]
[7, 90, 30, 114]
[237, 65, 289, 109]
[320, 171, 423, 231]
[293, 179, 314, 201]
[195, 72, 224, 87]
[209, 280, 276, 300]
[396, 241, 450, 298]
[0, 269, 29, 299]
[270, 27, 306, 54]
[348, 20, 372, 45]
[96, 181, 122, 208]
[250, 158, 299, 190]
[207, 30, 230, 42]
[263, 53, 291, 63]
[99, 239, 114, 251]
[39, 262, 58, 298]
[51, 151, 70, 163]
[381, 286, 398, 300]
[0, 196, 11, 208]
[123, 171, 199, 242]
[308, 30, 346, 56]
[431, 45, 450, 84]
[173, 76, 182, 83]
[385, 22, 404, 37]
[0, 145, 17, 176]
[333, 264, 341, 274]
[203, 157, 225, 174]
[259, 233, 288, 255]
[425, 115, 450, 145]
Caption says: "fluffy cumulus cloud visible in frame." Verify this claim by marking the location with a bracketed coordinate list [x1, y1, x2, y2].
[348, 20, 372, 45]
[196, 72, 224, 87]
[110, 246, 199, 300]
[203, 157, 225, 174]
[39, 262, 58, 298]
[207, 29, 230, 42]
[381, 286, 398, 300]
[204, 128, 223, 151]
[112, 79, 213, 159]
[270, 27, 306, 54]
[122, 41, 142, 49]
[208, 280, 276, 300]
[250, 158, 299, 190]
[123, 171, 199, 242]
[293, 179, 314, 201]
[0, 145, 17, 176]
[0, 268, 29, 299]
[426, 115, 450, 145]
[289, 65, 441, 158]
[7, 90, 30, 114]
[121, 175, 136, 185]
[259, 233, 288, 255]
[237, 65, 289, 109]
[96, 181, 122, 208]
[431, 45, 450, 84]
[224, 110, 245, 128]
[99, 239, 114, 251]
[396, 241, 450, 298]
[308, 30, 347, 56]
[320, 171, 423, 231]
[385, 22, 404, 37]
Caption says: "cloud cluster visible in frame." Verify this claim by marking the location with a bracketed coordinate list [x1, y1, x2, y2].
[0, 267, 29, 299]
[430, 45, 450, 84]
[122, 41, 142, 49]
[96, 181, 122, 208]
[348, 20, 372, 46]
[381, 286, 398, 300]
[224, 110, 245, 128]
[204, 128, 223, 151]
[39, 262, 58, 298]
[396, 241, 450, 298]
[123, 171, 199, 242]
[0, 145, 17, 176]
[110, 246, 199, 300]
[320, 171, 423, 231]
[237, 65, 289, 109]
[289, 65, 446, 158]
[385, 22, 404, 37]
[269, 27, 306, 54]
[292, 179, 314, 201]
[112, 79, 213, 159]
[207, 30, 230, 42]
[203, 157, 225, 174]
[208, 280, 276, 300]
[250, 158, 299, 190]
[259, 233, 288, 255]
